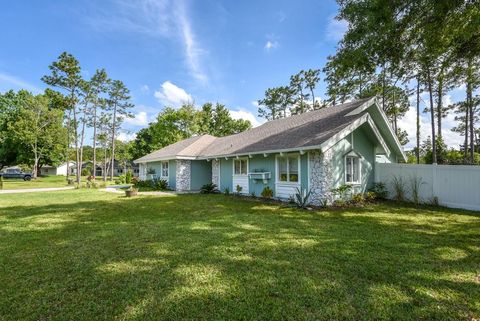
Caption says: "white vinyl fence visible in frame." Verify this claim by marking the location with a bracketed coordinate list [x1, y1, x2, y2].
[375, 163, 480, 211]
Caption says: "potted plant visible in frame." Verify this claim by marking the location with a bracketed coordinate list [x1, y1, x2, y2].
[125, 186, 138, 197]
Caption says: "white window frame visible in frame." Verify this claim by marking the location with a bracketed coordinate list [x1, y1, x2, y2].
[275, 154, 301, 184]
[233, 157, 248, 176]
[345, 154, 361, 185]
[161, 161, 169, 178]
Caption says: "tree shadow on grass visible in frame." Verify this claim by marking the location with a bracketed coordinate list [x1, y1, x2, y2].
[0, 194, 479, 320]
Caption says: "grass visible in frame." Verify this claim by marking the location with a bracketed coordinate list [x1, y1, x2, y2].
[0, 175, 118, 190]
[0, 191, 479, 320]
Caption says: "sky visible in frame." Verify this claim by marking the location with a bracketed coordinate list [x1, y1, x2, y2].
[0, 0, 469, 148]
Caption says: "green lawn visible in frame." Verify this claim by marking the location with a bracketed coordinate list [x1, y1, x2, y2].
[1, 175, 118, 190]
[0, 191, 479, 320]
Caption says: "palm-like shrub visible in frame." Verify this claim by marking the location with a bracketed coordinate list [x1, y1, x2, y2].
[200, 183, 218, 194]
[293, 187, 312, 209]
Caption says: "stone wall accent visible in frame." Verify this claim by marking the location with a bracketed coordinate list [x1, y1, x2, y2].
[176, 160, 191, 191]
[309, 150, 335, 205]
[211, 159, 220, 188]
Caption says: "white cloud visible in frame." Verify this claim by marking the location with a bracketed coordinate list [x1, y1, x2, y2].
[229, 109, 264, 128]
[140, 84, 149, 93]
[0, 72, 42, 93]
[174, 1, 208, 83]
[326, 15, 348, 42]
[85, 0, 208, 84]
[398, 94, 463, 149]
[154, 81, 193, 107]
[124, 111, 149, 126]
[275, 11, 286, 23]
[264, 40, 279, 51]
[117, 132, 137, 142]
[251, 100, 259, 107]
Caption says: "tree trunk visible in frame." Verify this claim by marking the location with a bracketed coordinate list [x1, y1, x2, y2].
[110, 104, 117, 181]
[436, 77, 443, 139]
[103, 146, 107, 182]
[92, 107, 97, 179]
[65, 109, 71, 182]
[427, 69, 437, 164]
[416, 76, 421, 164]
[467, 59, 474, 164]
[310, 89, 315, 110]
[464, 102, 469, 163]
[32, 141, 38, 179]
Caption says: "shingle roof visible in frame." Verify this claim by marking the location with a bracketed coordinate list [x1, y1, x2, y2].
[134, 98, 372, 163]
[134, 134, 217, 163]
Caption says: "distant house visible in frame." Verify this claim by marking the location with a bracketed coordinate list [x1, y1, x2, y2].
[39, 162, 76, 176]
[134, 97, 406, 205]
[40, 160, 138, 177]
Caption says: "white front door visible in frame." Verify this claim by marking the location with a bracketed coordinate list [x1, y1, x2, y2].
[232, 158, 249, 194]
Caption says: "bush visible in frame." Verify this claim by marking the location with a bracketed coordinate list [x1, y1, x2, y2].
[0, 175, 3, 190]
[81, 168, 91, 176]
[200, 183, 218, 194]
[391, 176, 406, 202]
[331, 184, 352, 202]
[350, 193, 365, 205]
[235, 185, 243, 194]
[365, 191, 377, 202]
[154, 179, 168, 191]
[117, 174, 126, 184]
[125, 171, 132, 184]
[293, 187, 312, 209]
[260, 186, 273, 198]
[131, 176, 139, 185]
[369, 182, 388, 199]
[224, 187, 230, 196]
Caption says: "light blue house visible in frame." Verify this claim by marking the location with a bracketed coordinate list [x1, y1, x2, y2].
[134, 97, 406, 205]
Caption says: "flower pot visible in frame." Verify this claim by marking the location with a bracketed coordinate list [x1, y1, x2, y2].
[125, 190, 138, 197]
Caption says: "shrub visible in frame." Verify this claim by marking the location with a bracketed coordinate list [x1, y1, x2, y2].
[117, 174, 126, 184]
[365, 191, 377, 202]
[81, 168, 91, 176]
[224, 187, 230, 196]
[250, 191, 256, 198]
[125, 170, 132, 184]
[391, 176, 406, 202]
[350, 193, 365, 205]
[235, 185, 243, 194]
[154, 179, 169, 191]
[260, 186, 273, 198]
[0, 175, 3, 190]
[133, 179, 151, 188]
[409, 175, 424, 205]
[200, 183, 218, 194]
[369, 182, 388, 199]
[331, 184, 352, 201]
[293, 187, 312, 209]
[131, 176, 139, 186]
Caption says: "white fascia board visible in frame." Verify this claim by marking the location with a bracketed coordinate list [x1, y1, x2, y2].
[345, 97, 377, 116]
[366, 116, 391, 157]
[371, 102, 407, 162]
[134, 155, 197, 163]
[197, 145, 322, 160]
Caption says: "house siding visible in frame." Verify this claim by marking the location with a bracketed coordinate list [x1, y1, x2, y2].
[329, 124, 375, 194]
[219, 159, 233, 193]
[190, 160, 212, 191]
[168, 160, 176, 190]
[248, 154, 276, 197]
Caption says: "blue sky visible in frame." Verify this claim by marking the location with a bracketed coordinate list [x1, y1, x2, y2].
[0, 0, 468, 148]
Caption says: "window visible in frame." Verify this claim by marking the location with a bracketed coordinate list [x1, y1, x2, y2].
[161, 161, 169, 177]
[277, 154, 299, 183]
[234, 158, 247, 175]
[345, 156, 360, 184]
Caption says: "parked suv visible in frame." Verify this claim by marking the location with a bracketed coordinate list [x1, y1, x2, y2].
[0, 168, 32, 181]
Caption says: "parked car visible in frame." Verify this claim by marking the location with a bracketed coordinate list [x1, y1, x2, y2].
[0, 168, 32, 181]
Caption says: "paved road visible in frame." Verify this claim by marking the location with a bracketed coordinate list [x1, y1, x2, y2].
[0, 187, 75, 194]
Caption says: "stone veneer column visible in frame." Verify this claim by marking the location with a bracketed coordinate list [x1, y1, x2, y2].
[176, 160, 191, 191]
[309, 150, 334, 205]
[211, 159, 220, 187]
